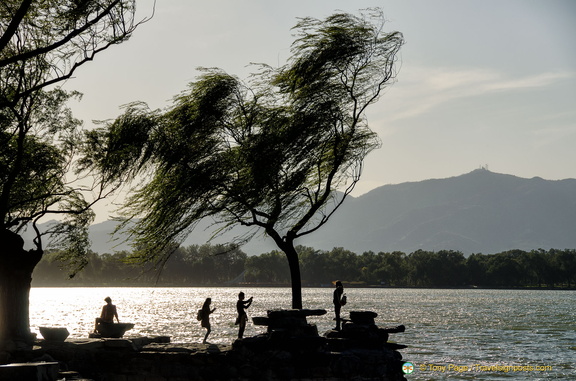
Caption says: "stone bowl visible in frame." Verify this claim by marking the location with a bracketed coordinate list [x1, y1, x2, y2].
[39, 327, 70, 342]
[96, 322, 135, 338]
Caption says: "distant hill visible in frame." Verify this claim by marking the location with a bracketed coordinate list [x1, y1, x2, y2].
[304, 169, 576, 254]
[30, 169, 576, 255]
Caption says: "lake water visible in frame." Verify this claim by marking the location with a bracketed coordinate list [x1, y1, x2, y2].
[29, 287, 575, 380]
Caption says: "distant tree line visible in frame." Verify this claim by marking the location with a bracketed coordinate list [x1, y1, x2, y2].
[32, 245, 576, 289]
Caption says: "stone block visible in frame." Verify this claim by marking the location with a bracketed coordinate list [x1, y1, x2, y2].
[267, 316, 308, 329]
[0, 361, 59, 381]
[349, 310, 378, 319]
[138, 374, 166, 381]
[252, 316, 269, 326]
[0, 351, 10, 365]
[130, 337, 151, 350]
[349, 310, 378, 326]
[74, 339, 106, 351]
[267, 309, 326, 319]
[149, 336, 171, 344]
[325, 337, 350, 352]
[104, 339, 138, 351]
[330, 353, 361, 377]
[106, 375, 127, 381]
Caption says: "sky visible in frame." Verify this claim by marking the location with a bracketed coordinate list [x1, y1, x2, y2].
[61, 0, 576, 222]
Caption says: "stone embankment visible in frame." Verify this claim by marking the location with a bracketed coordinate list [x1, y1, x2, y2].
[1, 310, 407, 380]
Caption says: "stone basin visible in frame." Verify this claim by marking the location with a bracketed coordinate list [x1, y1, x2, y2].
[96, 322, 135, 338]
[39, 327, 70, 342]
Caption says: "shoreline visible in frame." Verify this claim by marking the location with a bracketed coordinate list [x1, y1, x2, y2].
[6, 309, 409, 381]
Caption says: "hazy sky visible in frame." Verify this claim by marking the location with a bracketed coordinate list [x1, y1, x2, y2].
[62, 0, 576, 221]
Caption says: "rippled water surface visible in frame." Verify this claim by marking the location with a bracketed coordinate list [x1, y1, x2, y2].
[30, 288, 575, 380]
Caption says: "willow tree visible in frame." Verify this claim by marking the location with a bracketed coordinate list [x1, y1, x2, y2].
[85, 9, 404, 309]
[0, 0, 143, 348]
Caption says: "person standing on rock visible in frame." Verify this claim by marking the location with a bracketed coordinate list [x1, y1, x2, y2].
[235, 292, 253, 339]
[200, 298, 216, 344]
[333, 280, 345, 331]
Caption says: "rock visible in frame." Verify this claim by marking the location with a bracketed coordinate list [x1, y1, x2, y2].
[383, 342, 408, 350]
[382, 324, 406, 333]
[150, 336, 171, 344]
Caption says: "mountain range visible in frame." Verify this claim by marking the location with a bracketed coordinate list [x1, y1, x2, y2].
[34, 169, 576, 256]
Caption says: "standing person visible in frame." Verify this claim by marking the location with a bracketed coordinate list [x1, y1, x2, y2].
[235, 292, 253, 339]
[333, 280, 345, 331]
[94, 296, 119, 332]
[200, 298, 216, 344]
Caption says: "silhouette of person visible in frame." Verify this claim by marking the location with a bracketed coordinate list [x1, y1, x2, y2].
[333, 280, 344, 330]
[200, 298, 216, 344]
[235, 292, 253, 339]
[94, 296, 119, 332]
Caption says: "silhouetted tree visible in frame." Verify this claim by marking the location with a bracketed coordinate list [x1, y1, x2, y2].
[380, 251, 407, 286]
[357, 251, 380, 284]
[466, 253, 488, 286]
[0, 0, 144, 347]
[299, 246, 332, 285]
[83, 9, 404, 308]
[486, 251, 523, 287]
[245, 251, 290, 284]
[436, 250, 466, 287]
[325, 247, 361, 282]
[552, 249, 576, 287]
[32, 246, 576, 288]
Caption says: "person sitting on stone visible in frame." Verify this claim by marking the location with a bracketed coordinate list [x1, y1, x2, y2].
[94, 296, 119, 332]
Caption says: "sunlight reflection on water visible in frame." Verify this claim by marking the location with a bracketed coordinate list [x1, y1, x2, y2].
[29, 287, 575, 380]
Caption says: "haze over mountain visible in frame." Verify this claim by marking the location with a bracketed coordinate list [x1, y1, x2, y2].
[79, 169, 576, 256]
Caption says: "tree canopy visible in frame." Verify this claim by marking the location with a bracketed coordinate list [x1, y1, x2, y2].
[1, 0, 141, 108]
[85, 9, 404, 309]
[1, 0, 144, 267]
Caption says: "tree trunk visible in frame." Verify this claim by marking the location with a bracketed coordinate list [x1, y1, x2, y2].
[283, 243, 303, 310]
[0, 229, 42, 350]
[266, 229, 303, 309]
